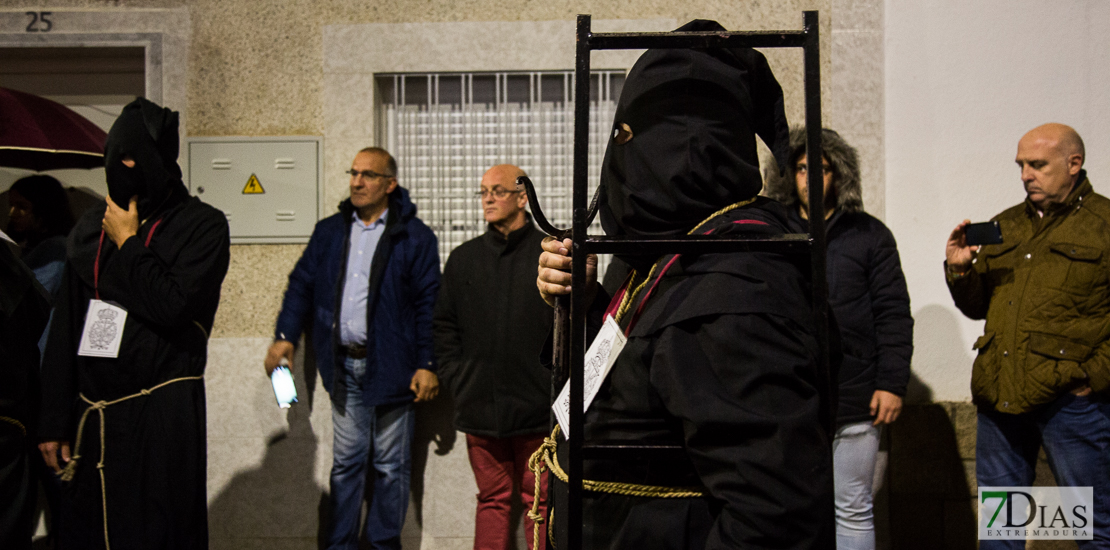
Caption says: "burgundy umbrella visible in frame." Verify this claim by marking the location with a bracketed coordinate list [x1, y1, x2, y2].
[0, 86, 108, 171]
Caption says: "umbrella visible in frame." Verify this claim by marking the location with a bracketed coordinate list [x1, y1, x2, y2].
[0, 86, 108, 172]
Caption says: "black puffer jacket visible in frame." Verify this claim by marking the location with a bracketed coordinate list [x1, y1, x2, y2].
[765, 127, 913, 426]
[433, 219, 552, 437]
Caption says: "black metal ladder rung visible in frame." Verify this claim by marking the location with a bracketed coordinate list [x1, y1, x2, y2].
[587, 30, 808, 50]
[582, 443, 687, 462]
[581, 235, 812, 255]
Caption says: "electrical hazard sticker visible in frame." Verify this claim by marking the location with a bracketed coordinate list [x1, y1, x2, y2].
[242, 174, 265, 194]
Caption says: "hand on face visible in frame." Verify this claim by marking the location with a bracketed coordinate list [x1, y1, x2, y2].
[103, 194, 139, 248]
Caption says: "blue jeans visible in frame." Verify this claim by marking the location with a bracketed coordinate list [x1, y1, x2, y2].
[833, 421, 881, 550]
[977, 393, 1110, 550]
[327, 356, 415, 550]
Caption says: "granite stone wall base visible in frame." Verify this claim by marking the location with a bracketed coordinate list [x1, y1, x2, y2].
[886, 403, 1078, 550]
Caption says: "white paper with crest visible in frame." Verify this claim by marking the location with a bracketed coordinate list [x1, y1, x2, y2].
[78, 299, 127, 358]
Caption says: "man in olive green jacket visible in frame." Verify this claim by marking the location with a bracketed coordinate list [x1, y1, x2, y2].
[946, 123, 1110, 549]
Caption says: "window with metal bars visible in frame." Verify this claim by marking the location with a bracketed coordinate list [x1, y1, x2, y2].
[376, 71, 624, 271]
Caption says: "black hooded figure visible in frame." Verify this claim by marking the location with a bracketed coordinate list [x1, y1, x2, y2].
[546, 20, 836, 550]
[0, 243, 51, 550]
[38, 98, 230, 550]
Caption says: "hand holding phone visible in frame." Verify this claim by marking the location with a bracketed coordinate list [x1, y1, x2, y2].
[270, 358, 298, 409]
[946, 219, 986, 275]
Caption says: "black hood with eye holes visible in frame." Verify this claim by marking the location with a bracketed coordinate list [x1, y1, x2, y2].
[599, 19, 791, 243]
[104, 98, 186, 219]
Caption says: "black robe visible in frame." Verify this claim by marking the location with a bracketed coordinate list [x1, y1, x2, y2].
[39, 193, 229, 550]
[548, 18, 834, 549]
[0, 241, 51, 550]
[549, 200, 835, 550]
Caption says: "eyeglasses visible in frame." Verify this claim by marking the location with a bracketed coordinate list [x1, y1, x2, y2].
[346, 169, 394, 180]
[476, 189, 522, 199]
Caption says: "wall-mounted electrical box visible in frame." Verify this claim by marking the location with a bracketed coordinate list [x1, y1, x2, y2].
[186, 136, 322, 244]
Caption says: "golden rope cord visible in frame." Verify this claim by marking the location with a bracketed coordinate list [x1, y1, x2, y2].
[0, 415, 27, 437]
[60, 375, 204, 550]
[526, 426, 706, 550]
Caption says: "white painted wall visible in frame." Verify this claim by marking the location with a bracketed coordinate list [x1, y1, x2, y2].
[885, 0, 1110, 402]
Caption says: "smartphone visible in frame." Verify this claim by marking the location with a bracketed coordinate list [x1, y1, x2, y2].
[965, 221, 1003, 246]
[270, 358, 298, 409]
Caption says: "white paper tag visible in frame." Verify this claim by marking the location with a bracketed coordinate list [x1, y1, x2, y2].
[78, 299, 127, 358]
[552, 315, 628, 439]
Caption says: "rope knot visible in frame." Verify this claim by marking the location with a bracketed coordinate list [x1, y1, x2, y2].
[140, 389, 151, 396]
[91, 401, 108, 410]
[97, 462, 105, 469]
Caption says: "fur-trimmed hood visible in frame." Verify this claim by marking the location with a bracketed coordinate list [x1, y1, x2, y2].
[763, 126, 863, 213]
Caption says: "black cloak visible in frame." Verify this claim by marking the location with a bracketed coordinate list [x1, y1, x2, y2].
[0, 242, 51, 550]
[548, 20, 835, 550]
[39, 98, 230, 550]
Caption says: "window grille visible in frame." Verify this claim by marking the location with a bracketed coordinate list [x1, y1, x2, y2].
[377, 71, 624, 273]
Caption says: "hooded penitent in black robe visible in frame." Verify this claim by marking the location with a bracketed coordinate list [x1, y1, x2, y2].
[39, 98, 230, 550]
[0, 240, 51, 550]
[547, 20, 836, 550]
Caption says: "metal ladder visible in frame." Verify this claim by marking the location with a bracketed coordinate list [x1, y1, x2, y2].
[527, 11, 828, 548]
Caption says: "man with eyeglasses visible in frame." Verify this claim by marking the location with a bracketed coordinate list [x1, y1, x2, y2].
[433, 164, 552, 550]
[265, 147, 441, 550]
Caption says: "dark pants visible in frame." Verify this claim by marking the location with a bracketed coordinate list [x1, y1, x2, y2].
[977, 393, 1110, 549]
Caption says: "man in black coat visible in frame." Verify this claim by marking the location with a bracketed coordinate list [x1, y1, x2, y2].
[38, 98, 230, 550]
[535, 20, 835, 550]
[765, 127, 913, 550]
[434, 164, 552, 550]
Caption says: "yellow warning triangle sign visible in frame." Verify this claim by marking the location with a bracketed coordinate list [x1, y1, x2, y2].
[242, 174, 265, 194]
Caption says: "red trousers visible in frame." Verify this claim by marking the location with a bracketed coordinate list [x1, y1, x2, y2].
[465, 433, 549, 550]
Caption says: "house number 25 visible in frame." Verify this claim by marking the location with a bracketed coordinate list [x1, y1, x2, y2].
[25, 12, 54, 32]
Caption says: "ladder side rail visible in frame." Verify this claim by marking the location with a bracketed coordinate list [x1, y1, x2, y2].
[567, 13, 592, 550]
[801, 10, 834, 434]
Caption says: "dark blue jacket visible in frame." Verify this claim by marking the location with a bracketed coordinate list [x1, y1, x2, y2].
[274, 187, 440, 406]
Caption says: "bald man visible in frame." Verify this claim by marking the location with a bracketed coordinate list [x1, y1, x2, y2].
[433, 165, 552, 550]
[946, 124, 1110, 549]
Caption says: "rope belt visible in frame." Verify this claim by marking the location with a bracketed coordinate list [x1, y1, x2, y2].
[526, 426, 706, 550]
[0, 415, 27, 437]
[60, 375, 204, 550]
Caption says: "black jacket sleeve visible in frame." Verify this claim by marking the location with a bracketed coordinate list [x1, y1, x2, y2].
[432, 255, 462, 382]
[98, 213, 230, 331]
[867, 226, 914, 396]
